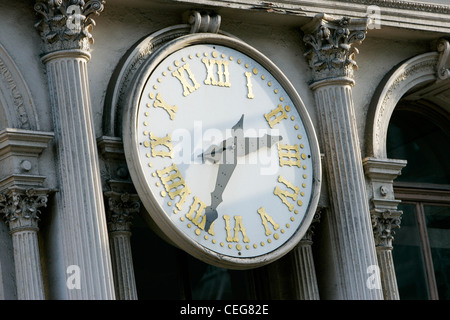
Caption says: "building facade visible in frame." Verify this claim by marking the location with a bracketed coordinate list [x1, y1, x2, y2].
[0, 0, 449, 300]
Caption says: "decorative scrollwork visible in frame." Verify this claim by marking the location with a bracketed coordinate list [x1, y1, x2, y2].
[437, 38, 450, 81]
[186, 10, 221, 34]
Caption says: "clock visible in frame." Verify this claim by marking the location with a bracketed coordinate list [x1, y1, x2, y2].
[122, 33, 321, 269]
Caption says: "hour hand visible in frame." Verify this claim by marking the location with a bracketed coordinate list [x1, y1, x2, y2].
[198, 140, 232, 163]
[236, 134, 283, 156]
[198, 143, 224, 163]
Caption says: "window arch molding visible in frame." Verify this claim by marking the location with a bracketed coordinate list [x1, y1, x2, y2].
[365, 51, 439, 159]
[0, 42, 39, 130]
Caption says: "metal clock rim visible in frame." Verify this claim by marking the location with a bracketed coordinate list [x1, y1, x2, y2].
[122, 32, 322, 270]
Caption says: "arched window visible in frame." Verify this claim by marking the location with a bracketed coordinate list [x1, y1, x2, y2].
[387, 101, 450, 300]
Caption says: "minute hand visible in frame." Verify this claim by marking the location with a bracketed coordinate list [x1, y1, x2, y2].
[203, 115, 243, 231]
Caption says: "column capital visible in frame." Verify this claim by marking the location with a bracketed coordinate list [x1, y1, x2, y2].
[105, 191, 140, 233]
[301, 206, 323, 243]
[34, 0, 105, 54]
[371, 209, 402, 250]
[0, 188, 50, 233]
[302, 13, 369, 85]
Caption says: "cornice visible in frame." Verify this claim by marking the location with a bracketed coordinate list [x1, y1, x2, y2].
[339, 0, 450, 14]
[166, 0, 450, 33]
[178, 0, 450, 14]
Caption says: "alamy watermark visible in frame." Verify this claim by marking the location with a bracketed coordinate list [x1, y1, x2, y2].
[366, 264, 382, 290]
[66, 5, 85, 32]
[167, 121, 284, 176]
[66, 265, 81, 290]
[367, 5, 382, 30]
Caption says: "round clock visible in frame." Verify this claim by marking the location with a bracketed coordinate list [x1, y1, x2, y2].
[122, 33, 321, 269]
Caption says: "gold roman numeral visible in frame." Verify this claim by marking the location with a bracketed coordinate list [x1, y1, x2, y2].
[273, 175, 300, 212]
[153, 93, 177, 120]
[278, 144, 301, 167]
[172, 63, 200, 96]
[244, 72, 254, 99]
[202, 59, 231, 87]
[257, 207, 280, 236]
[156, 164, 191, 210]
[186, 196, 215, 234]
[149, 132, 173, 158]
[264, 104, 288, 128]
[223, 215, 250, 243]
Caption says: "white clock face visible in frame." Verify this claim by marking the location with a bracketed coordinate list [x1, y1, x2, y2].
[124, 34, 320, 268]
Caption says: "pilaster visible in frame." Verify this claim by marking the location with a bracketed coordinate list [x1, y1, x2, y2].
[105, 191, 140, 300]
[302, 14, 383, 299]
[98, 136, 141, 300]
[0, 188, 50, 299]
[292, 208, 322, 300]
[35, 0, 115, 299]
[0, 128, 53, 300]
[363, 157, 407, 300]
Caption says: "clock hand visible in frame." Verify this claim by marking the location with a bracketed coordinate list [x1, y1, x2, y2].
[202, 115, 285, 231]
[198, 114, 244, 163]
[198, 141, 231, 163]
[237, 134, 283, 157]
[204, 160, 238, 231]
[204, 115, 244, 231]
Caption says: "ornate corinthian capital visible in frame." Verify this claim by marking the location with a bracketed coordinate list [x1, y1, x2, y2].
[371, 209, 402, 250]
[302, 14, 369, 83]
[34, 0, 105, 53]
[105, 191, 140, 233]
[0, 188, 49, 232]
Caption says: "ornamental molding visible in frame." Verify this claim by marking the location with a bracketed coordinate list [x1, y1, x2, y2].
[103, 10, 226, 138]
[365, 52, 438, 159]
[0, 43, 38, 130]
[0, 188, 50, 233]
[103, 26, 189, 137]
[34, 0, 105, 53]
[301, 14, 369, 84]
[171, 0, 450, 15]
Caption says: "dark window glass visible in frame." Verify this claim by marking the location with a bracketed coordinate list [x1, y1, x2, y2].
[387, 103, 450, 300]
[392, 203, 430, 300]
[386, 109, 450, 184]
[131, 214, 255, 299]
[424, 205, 450, 300]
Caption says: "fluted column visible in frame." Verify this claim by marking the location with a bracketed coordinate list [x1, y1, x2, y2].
[292, 208, 322, 300]
[302, 14, 383, 299]
[105, 191, 140, 300]
[0, 188, 49, 299]
[35, 0, 115, 299]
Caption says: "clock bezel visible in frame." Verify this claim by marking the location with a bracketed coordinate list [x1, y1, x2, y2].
[122, 33, 321, 269]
